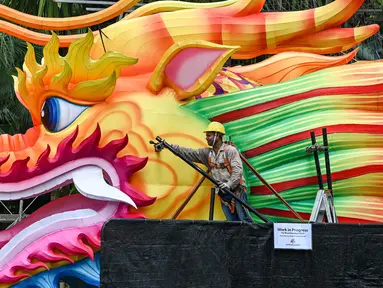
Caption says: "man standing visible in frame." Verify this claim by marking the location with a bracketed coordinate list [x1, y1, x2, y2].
[169, 122, 253, 223]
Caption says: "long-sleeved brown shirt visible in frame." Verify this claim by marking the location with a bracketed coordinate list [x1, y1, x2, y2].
[172, 143, 246, 189]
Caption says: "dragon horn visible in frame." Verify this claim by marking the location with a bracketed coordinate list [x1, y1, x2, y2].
[224, 0, 367, 57]
[0, 20, 87, 47]
[0, 0, 139, 31]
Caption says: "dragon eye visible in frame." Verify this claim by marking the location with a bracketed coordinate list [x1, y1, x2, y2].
[41, 97, 89, 132]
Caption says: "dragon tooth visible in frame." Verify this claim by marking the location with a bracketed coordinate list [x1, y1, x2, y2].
[72, 166, 137, 208]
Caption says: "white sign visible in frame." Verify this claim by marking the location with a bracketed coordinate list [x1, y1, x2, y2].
[273, 223, 312, 250]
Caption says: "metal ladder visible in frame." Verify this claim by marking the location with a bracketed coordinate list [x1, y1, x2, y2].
[309, 189, 336, 223]
[306, 128, 338, 223]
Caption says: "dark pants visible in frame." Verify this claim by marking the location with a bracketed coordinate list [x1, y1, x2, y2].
[219, 186, 253, 223]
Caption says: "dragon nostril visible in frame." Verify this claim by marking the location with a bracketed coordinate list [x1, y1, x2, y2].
[0, 133, 26, 152]
[0, 134, 14, 151]
[0, 126, 41, 153]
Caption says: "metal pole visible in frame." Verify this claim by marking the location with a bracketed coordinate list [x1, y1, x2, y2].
[239, 154, 304, 222]
[209, 188, 215, 220]
[153, 137, 271, 224]
[18, 200, 24, 222]
[172, 175, 206, 219]
[310, 132, 324, 190]
[322, 128, 338, 222]
[322, 129, 333, 194]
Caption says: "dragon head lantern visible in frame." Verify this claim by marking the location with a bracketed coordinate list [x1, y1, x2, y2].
[0, 0, 382, 285]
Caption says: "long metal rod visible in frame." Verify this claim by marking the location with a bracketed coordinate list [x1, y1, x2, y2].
[322, 129, 333, 195]
[322, 128, 338, 222]
[310, 132, 324, 190]
[172, 175, 206, 219]
[239, 154, 304, 222]
[22, 196, 38, 215]
[155, 136, 271, 223]
[18, 200, 24, 222]
[0, 201, 12, 215]
[209, 188, 215, 220]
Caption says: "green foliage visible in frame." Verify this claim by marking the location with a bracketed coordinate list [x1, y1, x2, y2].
[1, 0, 86, 19]
[0, 33, 36, 134]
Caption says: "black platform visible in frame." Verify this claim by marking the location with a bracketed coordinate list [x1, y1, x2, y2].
[101, 219, 383, 288]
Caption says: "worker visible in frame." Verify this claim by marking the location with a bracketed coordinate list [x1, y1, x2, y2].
[169, 122, 253, 223]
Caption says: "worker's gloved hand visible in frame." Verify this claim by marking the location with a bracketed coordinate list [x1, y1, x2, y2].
[218, 181, 230, 191]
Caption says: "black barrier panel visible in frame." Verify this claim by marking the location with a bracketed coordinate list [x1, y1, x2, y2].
[101, 220, 383, 288]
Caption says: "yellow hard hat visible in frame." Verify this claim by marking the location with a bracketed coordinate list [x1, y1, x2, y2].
[203, 122, 226, 135]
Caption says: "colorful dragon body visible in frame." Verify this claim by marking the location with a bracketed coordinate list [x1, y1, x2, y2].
[0, 0, 381, 285]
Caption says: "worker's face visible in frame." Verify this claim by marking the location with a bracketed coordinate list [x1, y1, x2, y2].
[206, 132, 219, 146]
